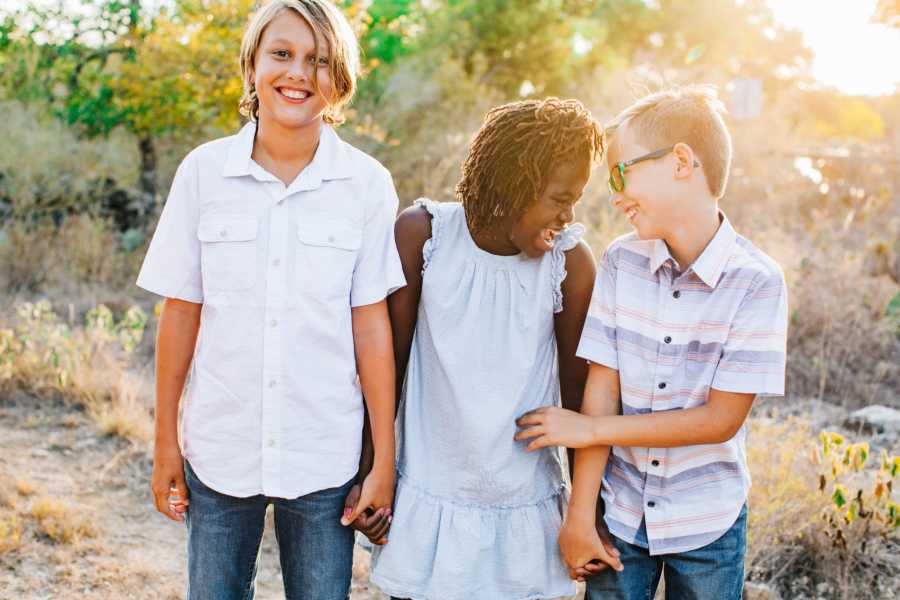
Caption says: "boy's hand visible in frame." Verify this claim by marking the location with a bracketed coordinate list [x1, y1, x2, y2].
[341, 465, 394, 536]
[342, 483, 392, 545]
[558, 513, 623, 580]
[151, 443, 189, 522]
[515, 407, 596, 451]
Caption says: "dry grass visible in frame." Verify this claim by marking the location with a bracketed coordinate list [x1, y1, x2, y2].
[0, 300, 152, 444]
[745, 414, 899, 599]
[0, 215, 141, 295]
[90, 370, 153, 441]
[15, 480, 36, 497]
[746, 415, 821, 575]
[30, 497, 96, 544]
[0, 513, 23, 553]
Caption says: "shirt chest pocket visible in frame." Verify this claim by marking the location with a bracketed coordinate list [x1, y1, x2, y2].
[197, 217, 259, 292]
[295, 223, 361, 298]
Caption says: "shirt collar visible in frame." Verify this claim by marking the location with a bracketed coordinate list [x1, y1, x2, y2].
[221, 121, 353, 187]
[646, 212, 737, 288]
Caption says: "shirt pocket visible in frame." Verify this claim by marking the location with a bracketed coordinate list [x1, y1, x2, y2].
[295, 223, 362, 298]
[197, 216, 259, 292]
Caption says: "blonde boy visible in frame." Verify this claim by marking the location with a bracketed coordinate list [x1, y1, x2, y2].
[516, 86, 788, 599]
[140, 2, 404, 598]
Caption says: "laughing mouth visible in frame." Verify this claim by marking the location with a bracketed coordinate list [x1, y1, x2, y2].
[541, 227, 562, 245]
[278, 87, 312, 100]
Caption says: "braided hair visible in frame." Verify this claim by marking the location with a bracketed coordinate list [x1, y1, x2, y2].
[456, 98, 604, 235]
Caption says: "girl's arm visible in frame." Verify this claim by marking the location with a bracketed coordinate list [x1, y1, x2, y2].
[556, 364, 623, 576]
[554, 242, 621, 579]
[150, 298, 201, 522]
[553, 240, 595, 480]
[387, 205, 431, 404]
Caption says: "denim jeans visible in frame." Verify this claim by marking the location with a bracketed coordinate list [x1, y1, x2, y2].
[586, 503, 748, 600]
[183, 460, 354, 600]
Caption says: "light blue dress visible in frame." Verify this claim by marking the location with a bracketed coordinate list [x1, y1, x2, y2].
[371, 200, 582, 600]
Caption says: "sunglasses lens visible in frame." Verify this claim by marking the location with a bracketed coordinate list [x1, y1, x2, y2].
[609, 168, 625, 193]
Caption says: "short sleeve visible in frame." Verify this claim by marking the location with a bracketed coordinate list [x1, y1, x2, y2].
[712, 269, 788, 396]
[350, 167, 407, 307]
[551, 223, 586, 313]
[575, 246, 619, 370]
[414, 198, 442, 273]
[136, 153, 204, 303]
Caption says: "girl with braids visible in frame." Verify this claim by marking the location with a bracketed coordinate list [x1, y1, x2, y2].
[370, 98, 620, 599]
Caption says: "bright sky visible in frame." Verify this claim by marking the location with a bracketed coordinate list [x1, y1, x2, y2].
[766, 0, 899, 96]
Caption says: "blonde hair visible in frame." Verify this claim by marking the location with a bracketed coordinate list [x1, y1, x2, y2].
[239, 0, 359, 125]
[606, 85, 732, 198]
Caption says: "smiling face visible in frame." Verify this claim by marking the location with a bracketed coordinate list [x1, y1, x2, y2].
[252, 10, 333, 131]
[509, 158, 592, 258]
[606, 121, 685, 241]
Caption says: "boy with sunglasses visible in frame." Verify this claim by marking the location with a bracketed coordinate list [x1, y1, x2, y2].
[515, 86, 788, 599]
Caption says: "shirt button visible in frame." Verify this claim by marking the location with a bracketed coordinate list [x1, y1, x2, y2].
[267, 439, 275, 447]
[219, 230, 228, 238]
[673, 290, 681, 299]
[328, 235, 336, 243]
[270, 319, 277, 327]
[658, 382, 667, 389]
[647, 501, 656, 508]
[268, 380, 276, 388]
[651, 459, 660, 467]
[272, 258, 281, 266]
[664, 336, 672, 344]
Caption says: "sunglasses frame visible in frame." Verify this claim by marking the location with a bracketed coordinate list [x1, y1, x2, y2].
[607, 146, 676, 194]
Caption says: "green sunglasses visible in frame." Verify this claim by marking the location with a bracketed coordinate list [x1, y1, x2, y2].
[607, 146, 699, 193]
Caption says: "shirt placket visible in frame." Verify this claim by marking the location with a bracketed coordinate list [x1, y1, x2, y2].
[645, 262, 678, 552]
[260, 184, 291, 495]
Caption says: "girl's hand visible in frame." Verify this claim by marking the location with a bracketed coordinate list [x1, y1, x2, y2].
[514, 406, 596, 451]
[558, 514, 623, 580]
[342, 483, 392, 545]
[340, 466, 395, 535]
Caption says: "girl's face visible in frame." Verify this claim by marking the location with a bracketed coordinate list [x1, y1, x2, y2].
[509, 159, 592, 258]
[253, 10, 333, 130]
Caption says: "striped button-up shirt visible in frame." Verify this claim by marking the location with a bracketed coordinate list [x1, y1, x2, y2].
[576, 213, 787, 554]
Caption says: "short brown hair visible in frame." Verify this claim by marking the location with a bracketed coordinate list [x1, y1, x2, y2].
[239, 0, 358, 125]
[606, 85, 732, 198]
[456, 98, 604, 235]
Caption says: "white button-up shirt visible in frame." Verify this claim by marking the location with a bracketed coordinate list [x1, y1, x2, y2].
[137, 122, 406, 499]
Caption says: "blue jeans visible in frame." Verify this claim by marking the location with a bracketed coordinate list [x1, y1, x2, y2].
[586, 504, 748, 600]
[183, 461, 354, 600]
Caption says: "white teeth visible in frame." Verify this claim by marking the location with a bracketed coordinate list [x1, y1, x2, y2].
[626, 208, 638, 220]
[281, 88, 309, 99]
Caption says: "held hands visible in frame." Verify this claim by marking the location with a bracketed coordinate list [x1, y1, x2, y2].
[341, 465, 395, 545]
[514, 407, 597, 451]
[150, 442, 189, 522]
[558, 512, 623, 581]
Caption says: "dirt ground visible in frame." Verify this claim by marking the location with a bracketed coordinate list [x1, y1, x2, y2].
[0, 392, 387, 599]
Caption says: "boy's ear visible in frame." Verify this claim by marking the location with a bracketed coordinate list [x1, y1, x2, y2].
[673, 142, 698, 180]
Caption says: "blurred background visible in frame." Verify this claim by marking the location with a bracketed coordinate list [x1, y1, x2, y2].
[0, 1, 897, 599]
